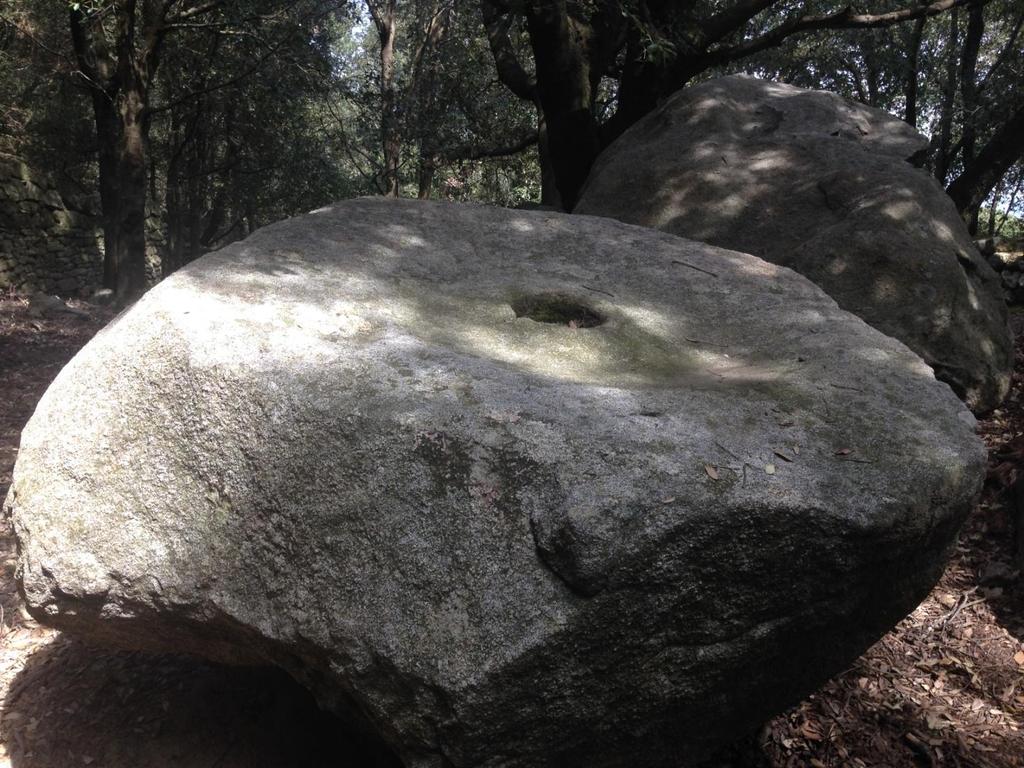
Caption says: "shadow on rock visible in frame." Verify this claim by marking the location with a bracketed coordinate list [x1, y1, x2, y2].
[3, 636, 400, 768]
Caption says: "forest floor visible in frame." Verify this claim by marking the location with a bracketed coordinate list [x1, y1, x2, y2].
[0, 293, 1022, 767]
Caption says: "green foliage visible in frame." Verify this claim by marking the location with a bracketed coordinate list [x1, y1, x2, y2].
[1, 0, 1022, 277]
[331, 0, 538, 202]
[732, 0, 1024, 227]
[979, 208, 1024, 240]
[0, 3, 96, 209]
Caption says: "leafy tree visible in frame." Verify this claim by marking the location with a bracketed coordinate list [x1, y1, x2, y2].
[744, 0, 1024, 233]
[149, 2, 351, 271]
[940, 0, 1024, 230]
[3, 0, 1022, 292]
[0, 4, 96, 192]
[337, 0, 538, 200]
[63, 0, 346, 302]
[480, 0, 999, 209]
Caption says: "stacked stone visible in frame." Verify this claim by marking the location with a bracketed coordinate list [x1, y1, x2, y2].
[0, 153, 104, 297]
[144, 228, 165, 284]
[978, 238, 1024, 305]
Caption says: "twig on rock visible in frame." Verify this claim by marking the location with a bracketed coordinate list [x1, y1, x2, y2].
[671, 259, 719, 277]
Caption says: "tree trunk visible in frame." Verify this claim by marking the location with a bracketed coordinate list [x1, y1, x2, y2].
[602, 1, 698, 147]
[163, 110, 185, 277]
[113, 85, 150, 301]
[416, 152, 435, 199]
[904, 16, 926, 126]
[934, 6, 960, 184]
[986, 180, 999, 238]
[370, 0, 401, 197]
[479, 0, 572, 208]
[946, 103, 1024, 215]
[606, 34, 664, 145]
[863, 35, 881, 107]
[409, 0, 450, 201]
[525, 3, 601, 210]
[537, 110, 562, 209]
[959, 0, 984, 162]
[199, 106, 233, 249]
[186, 114, 204, 263]
[89, 78, 150, 302]
[69, 0, 167, 304]
[958, 0, 984, 231]
[91, 93, 122, 289]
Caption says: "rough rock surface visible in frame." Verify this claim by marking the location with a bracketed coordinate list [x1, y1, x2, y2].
[7, 199, 985, 767]
[575, 75, 1013, 414]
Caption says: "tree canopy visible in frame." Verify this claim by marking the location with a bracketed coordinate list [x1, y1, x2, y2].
[1, 0, 1021, 302]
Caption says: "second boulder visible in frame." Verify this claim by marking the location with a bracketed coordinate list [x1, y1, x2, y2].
[576, 75, 1012, 413]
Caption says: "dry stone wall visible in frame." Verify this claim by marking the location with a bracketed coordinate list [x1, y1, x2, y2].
[979, 238, 1024, 305]
[0, 153, 103, 297]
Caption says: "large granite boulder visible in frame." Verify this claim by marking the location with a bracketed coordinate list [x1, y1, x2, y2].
[576, 75, 1013, 414]
[7, 199, 984, 767]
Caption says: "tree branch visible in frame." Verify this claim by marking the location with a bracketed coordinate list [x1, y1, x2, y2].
[946, 103, 1024, 214]
[145, 31, 291, 116]
[707, 0, 988, 65]
[365, 0, 395, 39]
[442, 130, 538, 162]
[702, 0, 784, 45]
[481, 0, 535, 101]
[407, 0, 451, 96]
[977, 10, 1023, 94]
[168, 0, 225, 23]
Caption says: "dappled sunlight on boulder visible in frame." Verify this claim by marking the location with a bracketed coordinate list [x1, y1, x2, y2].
[576, 75, 1013, 414]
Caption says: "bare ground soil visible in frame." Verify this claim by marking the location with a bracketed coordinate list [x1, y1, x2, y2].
[0, 294, 1022, 768]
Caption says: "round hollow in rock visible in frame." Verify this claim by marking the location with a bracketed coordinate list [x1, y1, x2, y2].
[510, 293, 605, 328]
